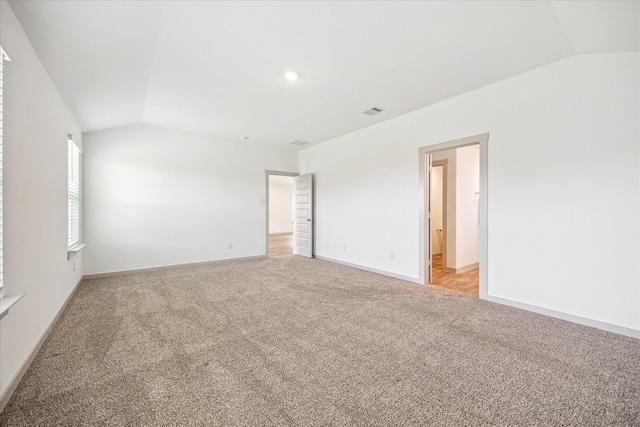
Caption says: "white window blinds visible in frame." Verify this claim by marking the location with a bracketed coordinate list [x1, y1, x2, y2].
[67, 137, 81, 249]
[0, 47, 9, 296]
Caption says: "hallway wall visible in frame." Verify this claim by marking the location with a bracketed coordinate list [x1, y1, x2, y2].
[269, 177, 294, 234]
[454, 145, 479, 269]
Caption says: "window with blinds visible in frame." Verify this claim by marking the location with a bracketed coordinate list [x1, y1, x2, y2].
[68, 137, 81, 249]
[0, 47, 8, 296]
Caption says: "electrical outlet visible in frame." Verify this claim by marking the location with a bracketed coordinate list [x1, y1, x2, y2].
[390, 252, 395, 260]
[343, 245, 347, 251]
[228, 243, 233, 249]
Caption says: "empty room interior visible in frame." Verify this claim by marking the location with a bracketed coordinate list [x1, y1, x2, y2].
[0, 1, 638, 425]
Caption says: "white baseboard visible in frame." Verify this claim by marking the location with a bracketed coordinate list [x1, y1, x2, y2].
[444, 262, 479, 273]
[314, 255, 421, 285]
[315, 255, 638, 339]
[83, 255, 268, 279]
[484, 295, 640, 339]
[0, 277, 83, 413]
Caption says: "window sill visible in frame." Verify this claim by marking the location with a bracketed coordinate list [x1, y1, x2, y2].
[0, 294, 25, 319]
[67, 242, 86, 260]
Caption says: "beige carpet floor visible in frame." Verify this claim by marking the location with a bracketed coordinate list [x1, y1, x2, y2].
[1, 256, 638, 426]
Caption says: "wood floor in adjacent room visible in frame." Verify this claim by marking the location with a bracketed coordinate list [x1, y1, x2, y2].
[430, 253, 479, 296]
[269, 233, 293, 257]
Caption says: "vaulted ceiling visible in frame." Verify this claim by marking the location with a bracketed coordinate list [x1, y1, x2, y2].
[8, 1, 639, 149]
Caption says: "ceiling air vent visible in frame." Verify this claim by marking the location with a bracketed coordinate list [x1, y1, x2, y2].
[363, 107, 384, 115]
[289, 140, 309, 146]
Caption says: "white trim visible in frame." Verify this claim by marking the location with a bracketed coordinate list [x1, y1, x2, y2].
[319, 254, 637, 338]
[0, 294, 24, 319]
[315, 255, 421, 285]
[431, 160, 448, 272]
[484, 295, 640, 339]
[83, 255, 267, 279]
[0, 278, 83, 413]
[67, 242, 86, 260]
[265, 170, 298, 177]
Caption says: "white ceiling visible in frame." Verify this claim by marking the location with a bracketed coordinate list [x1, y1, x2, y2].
[8, 1, 639, 149]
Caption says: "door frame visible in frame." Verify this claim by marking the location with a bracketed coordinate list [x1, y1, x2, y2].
[418, 133, 488, 298]
[265, 170, 299, 256]
[430, 160, 448, 276]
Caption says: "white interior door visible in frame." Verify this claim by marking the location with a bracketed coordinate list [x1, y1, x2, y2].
[294, 174, 313, 258]
[426, 154, 432, 283]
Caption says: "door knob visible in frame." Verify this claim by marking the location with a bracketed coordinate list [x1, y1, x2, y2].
[307, 219, 311, 221]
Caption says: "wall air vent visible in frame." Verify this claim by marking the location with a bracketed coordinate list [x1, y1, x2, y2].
[363, 107, 384, 115]
[289, 140, 309, 146]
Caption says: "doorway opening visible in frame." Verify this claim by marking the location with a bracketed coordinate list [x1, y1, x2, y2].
[419, 133, 488, 298]
[265, 171, 298, 257]
[430, 147, 479, 295]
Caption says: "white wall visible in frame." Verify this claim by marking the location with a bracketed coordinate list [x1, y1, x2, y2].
[299, 125, 418, 278]
[0, 0, 83, 402]
[454, 145, 479, 269]
[269, 177, 293, 234]
[299, 53, 639, 334]
[82, 124, 298, 275]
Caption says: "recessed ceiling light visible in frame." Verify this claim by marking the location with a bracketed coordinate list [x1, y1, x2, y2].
[284, 70, 299, 82]
[240, 136, 249, 140]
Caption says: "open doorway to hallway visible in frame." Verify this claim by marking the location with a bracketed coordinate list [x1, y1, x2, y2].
[268, 174, 295, 257]
[428, 145, 480, 296]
